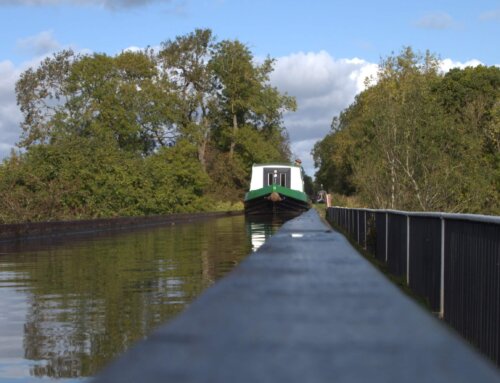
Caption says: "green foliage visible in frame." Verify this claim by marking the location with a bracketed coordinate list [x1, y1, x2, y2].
[0, 137, 210, 222]
[314, 47, 500, 214]
[15, 49, 75, 147]
[159, 29, 216, 170]
[2, 29, 295, 223]
[142, 141, 210, 213]
[209, 39, 295, 158]
[312, 117, 356, 196]
[205, 150, 248, 201]
[303, 174, 314, 197]
[0, 135, 140, 222]
[236, 125, 289, 166]
[16, 49, 180, 155]
[210, 40, 261, 114]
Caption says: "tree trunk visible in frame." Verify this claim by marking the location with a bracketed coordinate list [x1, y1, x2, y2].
[229, 112, 238, 159]
[390, 159, 395, 209]
[198, 140, 207, 172]
[198, 115, 210, 172]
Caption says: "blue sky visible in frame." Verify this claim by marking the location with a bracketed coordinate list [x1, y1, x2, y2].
[1, 0, 499, 175]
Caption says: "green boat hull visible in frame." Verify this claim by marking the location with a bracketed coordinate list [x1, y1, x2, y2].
[244, 185, 310, 215]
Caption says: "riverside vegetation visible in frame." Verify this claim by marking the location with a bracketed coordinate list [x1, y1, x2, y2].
[313, 48, 499, 214]
[0, 29, 296, 223]
[2, 42, 498, 223]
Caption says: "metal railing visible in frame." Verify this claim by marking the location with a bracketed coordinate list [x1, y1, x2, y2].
[326, 206, 500, 366]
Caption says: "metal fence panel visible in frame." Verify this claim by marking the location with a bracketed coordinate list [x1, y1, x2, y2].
[349, 209, 355, 236]
[387, 213, 407, 278]
[353, 210, 359, 244]
[366, 211, 376, 255]
[409, 216, 441, 311]
[375, 212, 386, 262]
[359, 211, 366, 248]
[444, 219, 500, 366]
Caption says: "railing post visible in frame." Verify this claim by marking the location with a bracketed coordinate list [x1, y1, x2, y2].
[350, 209, 353, 235]
[385, 213, 389, 262]
[439, 218, 445, 319]
[364, 210, 367, 250]
[347, 208, 350, 233]
[357, 210, 360, 244]
[406, 215, 410, 285]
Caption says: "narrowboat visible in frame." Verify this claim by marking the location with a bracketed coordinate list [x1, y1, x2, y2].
[244, 163, 310, 215]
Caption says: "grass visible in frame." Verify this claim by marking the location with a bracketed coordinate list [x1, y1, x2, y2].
[206, 200, 244, 212]
[312, 203, 327, 216]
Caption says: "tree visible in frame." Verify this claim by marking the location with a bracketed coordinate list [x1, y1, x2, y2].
[16, 50, 76, 148]
[210, 40, 295, 159]
[3, 29, 298, 223]
[159, 29, 216, 170]
[210, 40, 259, 158]
[17, 50, 180, 156]
[434, 65, 500, 212]
[312, 115, 358, 196]
[314, 47, 499, 214]
[352, 48, 452, 210]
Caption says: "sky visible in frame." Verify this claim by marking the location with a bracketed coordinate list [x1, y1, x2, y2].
[0, 0, 499, 176]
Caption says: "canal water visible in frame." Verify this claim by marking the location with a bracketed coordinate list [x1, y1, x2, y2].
[0, 214, 288, 382]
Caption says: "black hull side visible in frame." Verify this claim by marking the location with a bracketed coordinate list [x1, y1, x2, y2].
[244, 196, 310, 216]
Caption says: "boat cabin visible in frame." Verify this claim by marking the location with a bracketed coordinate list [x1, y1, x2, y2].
[249, 164, 304, 192]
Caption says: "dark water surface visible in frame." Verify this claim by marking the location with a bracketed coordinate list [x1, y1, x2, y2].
[0, 214, 287, 382]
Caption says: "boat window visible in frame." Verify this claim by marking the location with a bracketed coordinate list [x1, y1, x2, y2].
[268, 173, 273, 186]
[280, 173, 286, 187]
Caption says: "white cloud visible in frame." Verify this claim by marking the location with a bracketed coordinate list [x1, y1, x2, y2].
[270, 51, 378, 176]
[0, 32, 70, 161]
[122, 46, 144, 53]
[0, 60, 23, 161]
[16, 30, 60, 56]
[439, 58, 483, 73]
[415, 12, 454, 30]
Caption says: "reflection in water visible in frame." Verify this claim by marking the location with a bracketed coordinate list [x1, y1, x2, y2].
[0, 214, 288, 382]
[246, 215, 290, 252]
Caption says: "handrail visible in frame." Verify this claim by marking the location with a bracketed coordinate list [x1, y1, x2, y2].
[330, 206, 500, 225]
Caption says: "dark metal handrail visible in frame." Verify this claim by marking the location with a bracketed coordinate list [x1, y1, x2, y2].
[331, 206, 500, 224]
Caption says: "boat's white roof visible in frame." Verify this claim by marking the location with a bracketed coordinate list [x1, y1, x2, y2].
[252, 163, 299, 169]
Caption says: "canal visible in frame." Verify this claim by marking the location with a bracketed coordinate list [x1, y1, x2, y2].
[0, 214, 288, 382]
